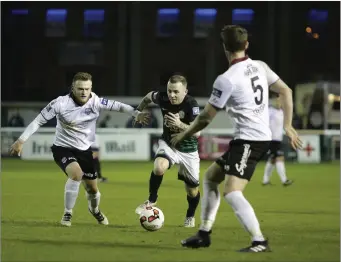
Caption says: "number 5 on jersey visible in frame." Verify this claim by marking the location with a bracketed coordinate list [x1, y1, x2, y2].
[251, 76, 263, 105]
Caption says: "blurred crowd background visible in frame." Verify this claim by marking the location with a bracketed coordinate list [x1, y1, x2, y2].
[2, 1, 340, 131]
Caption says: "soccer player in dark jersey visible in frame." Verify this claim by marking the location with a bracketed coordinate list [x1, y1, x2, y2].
[135, 75, 201, 227]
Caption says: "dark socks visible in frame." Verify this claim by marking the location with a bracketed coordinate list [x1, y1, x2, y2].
[148, 171, 163, 203]
[186, 191, 200, 218]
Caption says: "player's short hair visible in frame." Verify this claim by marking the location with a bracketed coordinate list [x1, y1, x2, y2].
[168, 75, 187, 87]
[220, 25, 248, 52]
[72, 72, 92, 82]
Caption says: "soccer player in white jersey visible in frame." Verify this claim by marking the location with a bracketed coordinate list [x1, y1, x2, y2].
[262, 95, 293, 186]
[9, 72, 149, 227]
[171, 25, 302, 252]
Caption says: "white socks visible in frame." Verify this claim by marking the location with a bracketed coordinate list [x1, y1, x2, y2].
[224, 191, 265, 242]
[263, 161, 288, 184]
[199, 179, 221, 232]
[64, 178, 81, 213]
[86, 191, 101, 214]
[263, 161, 275, 184]
[275, 161, 288, 183]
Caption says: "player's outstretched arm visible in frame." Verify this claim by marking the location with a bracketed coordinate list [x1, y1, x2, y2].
[99, 98, 150, 125]
[9, 98, 60, 156]
[136, 92, 154, 111]
[270, 80, 302, 150]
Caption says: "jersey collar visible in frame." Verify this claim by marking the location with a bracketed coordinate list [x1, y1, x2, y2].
[230, 56, 249, 66]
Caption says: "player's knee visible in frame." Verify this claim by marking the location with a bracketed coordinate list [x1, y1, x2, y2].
[153, 166, 167, 176]
[153, 158, 169, 176]
[65, 162, 83, 181]
[186, 186, 199, 198]
[84, 179, 98, 193]
[92, 151, 99, 159]
[276, 156, 284, 162]
[205, 163, 225, 184]
[223, 175, 248, 195]
[86, 191, 100, 200]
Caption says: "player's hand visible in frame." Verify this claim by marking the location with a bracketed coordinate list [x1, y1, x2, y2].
[170, 132, 186, 147]
[135, 111, 150, 126]
[284, 126, 303, 150]
[9, 139, 24, 157]
[132, 118, 139, 127]
[164, 113, 181, 128]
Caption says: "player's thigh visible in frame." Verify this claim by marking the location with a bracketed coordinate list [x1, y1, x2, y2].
[177, 151, 200, 188]
[268, 141, 283, 162]
[205, 162, 226, 184]
[91, 147, 100, 159]
[154, 157, 171, 175]
[276, 155, 285, 162]
[75, 149, 98, 180]
[274, 142, 285, 160]
[154, 139, 179, 174]
[51, 145, 83, 180]
[217, 140, 270, 192]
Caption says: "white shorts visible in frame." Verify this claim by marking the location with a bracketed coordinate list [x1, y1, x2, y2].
[155, 139, 200, 187]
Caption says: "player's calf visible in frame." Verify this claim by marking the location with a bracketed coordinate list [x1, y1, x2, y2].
[136, 157, 169, 215]
[184, 184, 200, 228]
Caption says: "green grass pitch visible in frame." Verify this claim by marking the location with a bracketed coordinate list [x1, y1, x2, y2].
[1, 159, 339, 262]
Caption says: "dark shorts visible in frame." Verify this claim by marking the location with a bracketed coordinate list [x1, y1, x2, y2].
[51, 145, 97, 180]
[267, 141, 284, 160]
[90, 146, 100, 152]
[216, 139, 271, 181]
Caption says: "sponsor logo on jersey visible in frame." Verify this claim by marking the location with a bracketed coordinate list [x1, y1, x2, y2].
[101, 98, 108, 106]
[192, 107, 200, 115]
[84, 108, 94, 115]
[252, 103, 265, 115]
[212, 88, 222, 98]
[46, 100, 56, 112]
[235, 144, 251, 176]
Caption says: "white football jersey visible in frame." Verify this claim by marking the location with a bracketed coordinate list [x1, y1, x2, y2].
[269, 106, 284, 141]
[20, 92, 138, 150]
[208, 57, 279, 141]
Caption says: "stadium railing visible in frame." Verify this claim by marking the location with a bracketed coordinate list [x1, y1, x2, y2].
[1, 127, 339, 163]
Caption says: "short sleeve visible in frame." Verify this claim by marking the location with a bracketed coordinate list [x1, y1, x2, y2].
[40, 97, 61, 121]
[208, 76, 234, 109]
[188, 99, 200, 122]
[258, 61, 280, 86]
[151, 91, 160, 104]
